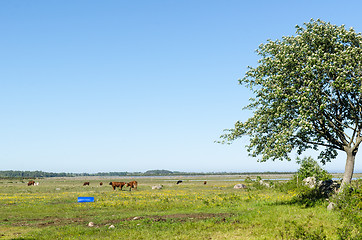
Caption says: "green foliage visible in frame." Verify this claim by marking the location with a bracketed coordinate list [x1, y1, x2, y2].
[276, 157, 333, 207]
[220, 19, 362, 184]
[274, 178, 298, 193]
[291, 185, 327, 207]
[275, 178, 325, 207]
[334, 181, 362, 239]
[295, 156, 332, 181]
[244, 176, 253, 183]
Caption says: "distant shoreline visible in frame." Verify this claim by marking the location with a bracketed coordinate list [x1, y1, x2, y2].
[0, 170, 361, 179]
[0, 170, 297, 178]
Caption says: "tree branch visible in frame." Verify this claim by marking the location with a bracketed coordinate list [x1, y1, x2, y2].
[301, 139, 344, 151]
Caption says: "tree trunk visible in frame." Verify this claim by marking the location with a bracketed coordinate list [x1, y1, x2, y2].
[341, 149, 356, 188]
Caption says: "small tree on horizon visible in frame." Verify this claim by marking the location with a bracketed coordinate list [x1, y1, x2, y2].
[220, 19, 362, 187]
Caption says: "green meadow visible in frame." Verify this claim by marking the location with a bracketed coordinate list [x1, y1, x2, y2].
[0, 174, 360, 239]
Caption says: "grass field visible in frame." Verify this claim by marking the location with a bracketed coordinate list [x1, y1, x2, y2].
[0, 174, 360, 239]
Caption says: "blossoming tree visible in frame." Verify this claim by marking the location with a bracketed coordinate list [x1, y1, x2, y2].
[221, 19, 362, 187]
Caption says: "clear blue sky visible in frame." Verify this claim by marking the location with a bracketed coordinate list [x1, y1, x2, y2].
[1, 1, 361, 173]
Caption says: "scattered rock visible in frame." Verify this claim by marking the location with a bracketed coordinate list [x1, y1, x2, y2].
[302, 177, 340, 197]
[259, 180, 270, 187]
[133, 217, 140, 220]
[234, 184, 247, 189]
[327, 202, 336, 211]
[88, 222, 94, 227]
[56, 188, 60, 191]
[303, 177, 317, 188]
[108, 225, 115, 229]
[152, 185, 163, 190]
[319, 180, 340, 196]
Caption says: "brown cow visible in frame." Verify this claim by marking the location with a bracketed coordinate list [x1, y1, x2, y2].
[83, 182, 90, 186]
[126, 181, 138, 191]
[203, 181, 207, 185]
[109, 181, 126, 191]
[27, 180, 35, 186]
[100, 182, 103, 186]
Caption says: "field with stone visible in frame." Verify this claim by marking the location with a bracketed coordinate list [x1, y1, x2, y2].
[0, 174, 360, 239]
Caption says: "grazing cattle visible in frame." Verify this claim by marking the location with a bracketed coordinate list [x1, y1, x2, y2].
[126, 181, 138, 191]
[109, 181, 127, 191]
[100, 182, 103, 186]
[27, 180, 35, 186]
[203, 181, 207, 185]
[176, 180, 183, 184]
[83, 182, 90, 186]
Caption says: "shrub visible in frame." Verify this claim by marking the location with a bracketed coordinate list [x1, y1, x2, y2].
[276, 157, 334, 207]
[291, 184, 327, 207]
[244, 176, 253, 183]
[295, 156, 332, 182]
[334, 180, 362, 239]
[275, 178, 299, 193]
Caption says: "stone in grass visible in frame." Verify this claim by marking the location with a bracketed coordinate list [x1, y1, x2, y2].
[88, 222, 94, 227]
[234, 184, 247, 189]
[303, 176, 317, 188]
[108, 225, 115, 229]
[152, 185, 163, 190]
[259, 180, 270, 187]
[327, 202, 336, 211]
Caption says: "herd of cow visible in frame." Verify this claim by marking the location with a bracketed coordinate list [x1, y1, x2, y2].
[83, 181, 138, 191]
[109, 181, 137, 191]
[27, 180, 138, 191]
[27, 179, 206, 190]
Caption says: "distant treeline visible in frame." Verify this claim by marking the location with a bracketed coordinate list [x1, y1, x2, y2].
[0, 170, 296, 178]
[0, 171, 129, 178]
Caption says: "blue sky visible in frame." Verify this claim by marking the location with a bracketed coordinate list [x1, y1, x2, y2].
[1, 1, 362, 173]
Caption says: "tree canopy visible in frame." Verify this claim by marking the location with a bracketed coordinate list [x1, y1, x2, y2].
[221, 19, 362, 185]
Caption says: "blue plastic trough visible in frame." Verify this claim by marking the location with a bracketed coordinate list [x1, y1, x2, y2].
[78, 197, 94, 203]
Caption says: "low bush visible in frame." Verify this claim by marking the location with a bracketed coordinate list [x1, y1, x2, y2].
[290, 184, 327, 207]
[276, 157, 335, 207]
[295, 156, 332, 182]
[334, 180, 362, 240]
